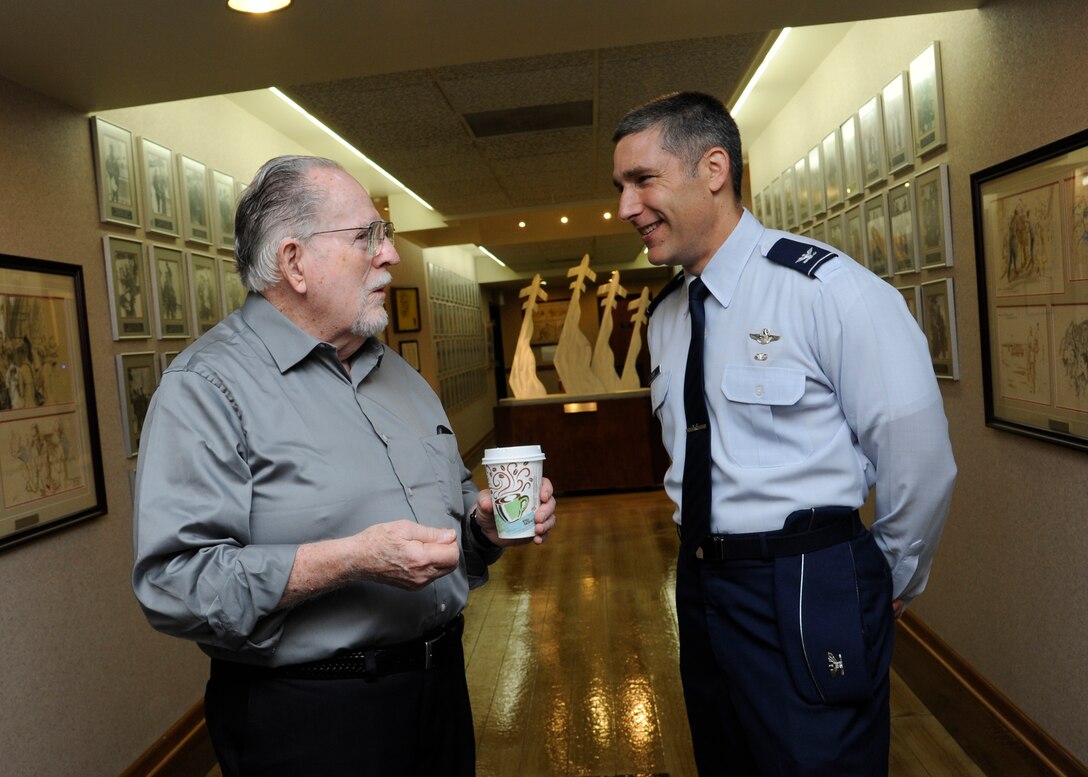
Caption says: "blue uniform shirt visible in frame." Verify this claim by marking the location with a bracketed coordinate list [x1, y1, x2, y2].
[647, 210, 956, 601]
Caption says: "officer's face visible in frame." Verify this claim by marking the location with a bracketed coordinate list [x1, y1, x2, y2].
[612, 126, 720, 274]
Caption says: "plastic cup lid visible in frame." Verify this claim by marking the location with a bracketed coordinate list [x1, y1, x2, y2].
[482, 445, 545, 464]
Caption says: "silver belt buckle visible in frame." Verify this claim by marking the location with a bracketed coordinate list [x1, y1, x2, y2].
[424, 633, 439, 670]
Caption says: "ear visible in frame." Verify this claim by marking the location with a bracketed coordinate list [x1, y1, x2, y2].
[703, 147, 731, 195]
[278, 238, 307, 294]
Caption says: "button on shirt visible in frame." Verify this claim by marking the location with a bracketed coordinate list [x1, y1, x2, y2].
[647, 210, 956, 601]
[132, 293, 501, 666]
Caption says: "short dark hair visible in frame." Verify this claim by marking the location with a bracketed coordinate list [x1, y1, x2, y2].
[612, 91, 743, 199]
[234, 155, 344, 292]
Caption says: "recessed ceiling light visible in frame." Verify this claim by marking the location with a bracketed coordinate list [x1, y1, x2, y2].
[518, 221, 526, 228]
[560, 216, 569, 224]
[227, 0, 292, 14]
[602, 211, 612, 220]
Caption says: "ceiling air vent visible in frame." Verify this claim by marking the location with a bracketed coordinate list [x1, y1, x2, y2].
[463, 100, 593, 138]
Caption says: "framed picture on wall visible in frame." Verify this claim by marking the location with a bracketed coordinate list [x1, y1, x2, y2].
[781, 166, 797, 229]
[971, 127, 1088, 450]
[116, 351, 159, 458]
[138, 137, 179, 236]
[188, 251, 222, 335]
[210, 170, 236, 252]
[909, 41, 948, 157]
[840, 114, 864, 201]
[882, 72, 915, 174]
[916, 163, 954, 268]
[921, 278, 959, 380]
[0, 254, 107, 551]
[845, 205, 865, 267]
[752, 191, 763, 223]
[858, 95, 887, 188]
[392, 287, 421, 333]
[399, 340, 421, 371]
[822, 129, 844, 208]
[898, 284, 923, 328]
[219, 256, 246, 314]
[808, 145, 826, 218]
[179, 155, 213, 245]
[148, 244, 190, 339]
[161, 351, 181, 371]
[793, 157, 810, 225]
[827, 212, 845, 252]
[888, 181, 919, 275]
[862, 192, 890, 278]
[91, 117, 141, 227]
[102, 236, 151, 340]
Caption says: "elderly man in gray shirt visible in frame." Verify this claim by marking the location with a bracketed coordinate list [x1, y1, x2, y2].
[132, 155, 557, 777]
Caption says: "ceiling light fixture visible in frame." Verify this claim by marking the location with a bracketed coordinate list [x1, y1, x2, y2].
[730, 27, 792, 118]
[518, 221, 526, 228]
[268, 87, 435, 212]
[560, 216, 569, 224]
[478, 245, 507, 268]
[227, 0, 292, 13]
[602, 212, 612, 220]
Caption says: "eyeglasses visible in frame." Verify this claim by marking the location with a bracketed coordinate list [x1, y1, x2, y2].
[308, 220, 395, 256]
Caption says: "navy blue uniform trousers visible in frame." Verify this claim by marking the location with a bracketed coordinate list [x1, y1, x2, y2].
[676, 524, 895, 776]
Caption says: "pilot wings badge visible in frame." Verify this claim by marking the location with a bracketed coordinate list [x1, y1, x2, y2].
[749, 328, 781, 345]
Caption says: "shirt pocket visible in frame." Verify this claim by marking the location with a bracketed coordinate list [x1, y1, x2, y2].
[650, 369, 676, 444]
[419, 432, 464, 517]
[721, 365, 808, 467]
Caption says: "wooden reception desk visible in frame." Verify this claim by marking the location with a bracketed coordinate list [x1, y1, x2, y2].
[493, 390, 669, 494]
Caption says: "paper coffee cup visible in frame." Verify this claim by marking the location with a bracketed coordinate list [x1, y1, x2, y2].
[482, 445, 546, 539]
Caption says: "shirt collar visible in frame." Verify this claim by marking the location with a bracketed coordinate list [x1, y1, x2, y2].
[688, 208, 764, 309]
[238, 292, 384, 377]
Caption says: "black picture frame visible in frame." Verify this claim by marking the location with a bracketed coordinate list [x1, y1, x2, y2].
[972, 127, 1088, 452]
[0, 254, 107, 550]
[392, 286, 422, 333]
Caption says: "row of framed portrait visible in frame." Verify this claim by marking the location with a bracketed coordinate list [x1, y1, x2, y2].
[754, 41, 948, 233]
[896, 279, 960, 381]
[425, 262, 490, 410]
[103, 236, 247, 342]
[91, 116, 243, 251]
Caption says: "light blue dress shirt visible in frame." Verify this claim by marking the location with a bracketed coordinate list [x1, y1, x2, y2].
[132, 293, 501, 666]
[647, 210, 956, 601]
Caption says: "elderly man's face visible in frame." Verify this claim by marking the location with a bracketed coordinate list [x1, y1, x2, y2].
[304, 168, 399, 346]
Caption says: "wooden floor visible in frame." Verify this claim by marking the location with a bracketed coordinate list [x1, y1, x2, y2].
[206, 487, 986, 777]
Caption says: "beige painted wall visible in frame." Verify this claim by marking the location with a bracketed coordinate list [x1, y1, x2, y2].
[748, 0, 1088, 761]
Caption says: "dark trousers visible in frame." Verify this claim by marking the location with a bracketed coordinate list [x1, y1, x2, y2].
[676, 526, 894, 776]
[204, 639, 475, 777]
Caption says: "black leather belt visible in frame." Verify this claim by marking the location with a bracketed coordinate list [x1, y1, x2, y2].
[212, 614, 464, 681]
[696, 507, 862, 561]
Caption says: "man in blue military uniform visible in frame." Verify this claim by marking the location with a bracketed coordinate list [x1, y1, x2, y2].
[612, 92, 956, 775]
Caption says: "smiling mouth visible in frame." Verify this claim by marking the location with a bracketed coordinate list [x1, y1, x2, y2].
[638, 221, 661, 240]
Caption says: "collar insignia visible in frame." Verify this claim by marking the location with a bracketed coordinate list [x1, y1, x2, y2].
[749, 328, 781, 345]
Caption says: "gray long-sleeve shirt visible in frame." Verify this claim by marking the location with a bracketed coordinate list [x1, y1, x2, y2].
[132, 293, 501, 666]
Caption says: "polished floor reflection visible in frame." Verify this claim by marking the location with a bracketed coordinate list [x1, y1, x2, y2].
[463, 488, 988, 777]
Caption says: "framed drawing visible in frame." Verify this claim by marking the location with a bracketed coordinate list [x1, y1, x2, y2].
[808, 145, 826, 217]
[888, 181, 919, 275]
[811, 220, 827, 245]
[179, 155, 213, 245]
[139, 137, 179, 236]
[840, 114, 864, 201]
[767, 181, 780, 229]
[794, 157, 811, 225]
[862, 193, 890, 277]
[102, 236, 151, 340]
[219, 257, 247, 314]
[916, 164, 954, 268]
[771, 177, 784, 230]
[91, 117, 140, 227]
[827, 213, 845, 252]
[909, 41, 948, 157]
[898, 285, 923, 328]
[188, 251, 223, 335]
[392, 287, 422, 333]
[116, 352, 159, 458]
[921, 278, 959, 380]
[400, 340, 421, 371]
[845, 205, 865, 267]
[858, 95, 887, 188]
[752, 191, 763, 223]
[0, 254, 107, 550]
[972, 127, 1088, 450]
[148, 245, 190, 339]
[161, 351, 181, 371]
[781, 166, 797, 229]
[210, 170, 237, 252]
[822, 129, 844, 208]
[882, 72, 915, 174]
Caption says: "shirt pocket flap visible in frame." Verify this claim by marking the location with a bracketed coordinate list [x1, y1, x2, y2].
[650, 369, 671, 412]
[722, 365, 805, 406]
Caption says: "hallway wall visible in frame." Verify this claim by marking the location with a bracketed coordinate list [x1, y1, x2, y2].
[747, 0, 1088, 761]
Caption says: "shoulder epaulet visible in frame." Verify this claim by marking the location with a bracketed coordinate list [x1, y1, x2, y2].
[647, 271, 685, 317]
[765, 237, 837, 278]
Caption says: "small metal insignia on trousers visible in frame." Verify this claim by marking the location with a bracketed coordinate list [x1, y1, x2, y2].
[754, 352, 768, 361]
[749, 328, 781, 345]
[695, 547, 704, 560]
[827, 651, 844, 677]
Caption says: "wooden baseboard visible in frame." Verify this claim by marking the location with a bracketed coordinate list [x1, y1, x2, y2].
[120, 698, 216, 777]
[894, 612, 1087, 777]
